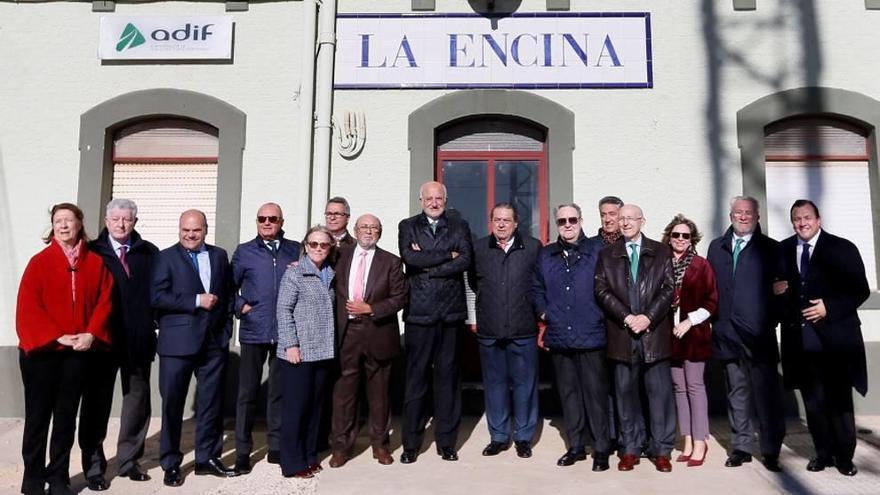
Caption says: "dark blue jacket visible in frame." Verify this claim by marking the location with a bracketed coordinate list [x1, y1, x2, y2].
[231, 234, 301, 344]
[707, 224, 783, 362]
[532, 234, 606, 350]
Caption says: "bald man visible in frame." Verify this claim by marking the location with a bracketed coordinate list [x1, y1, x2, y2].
[594, 204, 676, 473]
[151, 210, 236, 486]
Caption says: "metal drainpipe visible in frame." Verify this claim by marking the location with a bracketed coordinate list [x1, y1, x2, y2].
[294, 0, 318, 235]
[310, 0, 338, 226]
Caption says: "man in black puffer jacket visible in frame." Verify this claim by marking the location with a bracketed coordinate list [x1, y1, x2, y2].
[397, 181, 472, 464]
[468, 203, 541, 460]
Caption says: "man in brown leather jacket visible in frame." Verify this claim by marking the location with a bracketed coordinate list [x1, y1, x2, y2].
[595, 204, 676, 473]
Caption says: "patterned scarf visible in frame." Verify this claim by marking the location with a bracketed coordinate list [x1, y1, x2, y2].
[57, 239, 82, 303]
[671, 248, 695, 311]
[598, 227, 621, 246]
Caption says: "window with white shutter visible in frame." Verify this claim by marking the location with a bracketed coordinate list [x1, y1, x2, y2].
[111, 119, 219, 248]
[764, 116, 876, 289]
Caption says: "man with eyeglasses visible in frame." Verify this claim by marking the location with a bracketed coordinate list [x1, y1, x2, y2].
[328, 214, 408, 468]
[468, 203, 541, 460]
[325, 196, 355, 250]
[706, 196, 786, 473]
[533, 203, 611, 471]
[397, 180, 473, 464]
[595, 204, 676, 473]
[81, 198, 159, 490]
[230, 203, 301, 473]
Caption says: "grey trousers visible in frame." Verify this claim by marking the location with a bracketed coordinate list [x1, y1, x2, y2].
[722, 358, 786, 456]
[671, 360, 709, 441]
[614, 358, 676, 456]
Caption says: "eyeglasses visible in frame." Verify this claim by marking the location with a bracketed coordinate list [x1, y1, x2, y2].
[618, 217, 643, 224]
[555, 217, 580, 227]
[325, 211, 349, 218]
[257, 216, 280, 224]
[306, 241, 332, 249]
[670, 232, 691, 240]
[357, 225, 381, 231]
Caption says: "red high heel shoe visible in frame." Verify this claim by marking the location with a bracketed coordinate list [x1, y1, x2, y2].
[687, 443, 708, 467]
[675, 453, 691, 462]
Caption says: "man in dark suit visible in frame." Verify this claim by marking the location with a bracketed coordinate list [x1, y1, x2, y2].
[778, 199, 869, 476]
[706, 196, 786, 472]
[398, 181, 473, 464]
[80, 199, 158, 491]
[325, 196, 356, 250]
[328, 214, 408, 468]
[151, 209, 236, 487]
[594, 204, 676, 473]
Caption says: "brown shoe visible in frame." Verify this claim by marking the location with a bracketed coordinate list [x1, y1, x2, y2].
[652, 455, 673, 472]
[328, 452, 348, 468]
[373, 448, 394, 465]
[618, 454, 640, 471]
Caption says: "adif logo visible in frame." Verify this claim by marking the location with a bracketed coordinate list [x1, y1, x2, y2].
[116, 23, 145, 52]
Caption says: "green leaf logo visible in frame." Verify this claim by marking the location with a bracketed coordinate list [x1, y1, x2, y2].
[116, 23, 146, 52]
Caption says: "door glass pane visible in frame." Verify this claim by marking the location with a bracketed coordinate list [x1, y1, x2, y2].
[495, 160, 539, 239]
[442, 161, 488, 238]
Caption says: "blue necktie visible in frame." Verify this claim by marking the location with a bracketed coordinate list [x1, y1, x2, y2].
[800, 243, 811, 279]
[189, 251, 200, 272]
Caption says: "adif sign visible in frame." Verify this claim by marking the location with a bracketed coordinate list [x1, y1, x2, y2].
[99, 16, 233, 60]
[335, 13, 653, 89]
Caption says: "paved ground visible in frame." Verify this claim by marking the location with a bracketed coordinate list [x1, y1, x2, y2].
[0, 415, 877, 494]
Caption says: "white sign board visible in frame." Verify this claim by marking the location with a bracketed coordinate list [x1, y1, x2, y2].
[335, 13, 652, 90]
[99, 16, 233, 61]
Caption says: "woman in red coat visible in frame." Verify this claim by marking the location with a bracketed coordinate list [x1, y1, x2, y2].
[16, 203, 113, 495]
[661, 214, 718, 468]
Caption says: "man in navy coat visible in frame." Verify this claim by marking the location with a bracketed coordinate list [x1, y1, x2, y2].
[778, 200, 869, 476]
[151, 209, 236, 486]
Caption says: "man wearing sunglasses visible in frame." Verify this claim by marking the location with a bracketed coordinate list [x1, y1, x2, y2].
[595, 204, 676, 473]
[325, 197, 356, 250]
[230, 203, 301, 474]
[397, 181, 473, 464]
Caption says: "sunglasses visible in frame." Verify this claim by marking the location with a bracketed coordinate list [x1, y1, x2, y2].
[555, 217, 580, 227]
[306, 241, 332, 249]
[257, 216, 280, 224]
[670, 232, 692, 240]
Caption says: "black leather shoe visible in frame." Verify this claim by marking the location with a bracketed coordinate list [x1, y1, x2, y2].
[515, 441, 532, 458]
[806, 456, 834, 472]
[400, 448, 418, 464]
[593, 453, 610, 472]
[437, 446, 459, 461]
[557, 449, 587, 466]
[119, 465, 151, 482]
[482, 442, 509, 456]
[761, 454, 782, 472]
[724, 450, 753, 467]
[234, 455, 252, 475]
[836, 460, 857, 476]
[194, 458, 238, 477]
[86, 475, 108, 491]
[163, 467, 183, 487]
[267, 450, 281, 465]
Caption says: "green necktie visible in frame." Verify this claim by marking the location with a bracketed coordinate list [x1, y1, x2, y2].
[628, 242, 639, 282]
[732, 238, 744, 272]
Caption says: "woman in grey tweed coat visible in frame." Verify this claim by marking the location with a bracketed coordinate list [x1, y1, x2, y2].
[276, 225, 336, 478]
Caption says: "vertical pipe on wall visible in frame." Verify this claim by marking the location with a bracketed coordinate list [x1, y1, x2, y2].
[294, 0, 318, 235]
[310, 0, 338, 225]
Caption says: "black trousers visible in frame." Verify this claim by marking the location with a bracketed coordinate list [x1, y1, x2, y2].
[614, 357, 676, 457]
[235, 342, 282, 456]
[280, 359, 331, 475]
[551, 349, 610, 455]
[116, 361, 153, 474]
[721, 357, 786, 456]
[401, 321, 462, 451]
[801, 353, 857, 463]
[159, 345, 228, 470]
[19, 350, 86, 494]
[78, 351, 117, 478]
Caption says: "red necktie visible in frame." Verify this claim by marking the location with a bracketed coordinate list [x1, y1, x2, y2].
[119, 245, 130, 277]
[353, 251, 368, 302]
